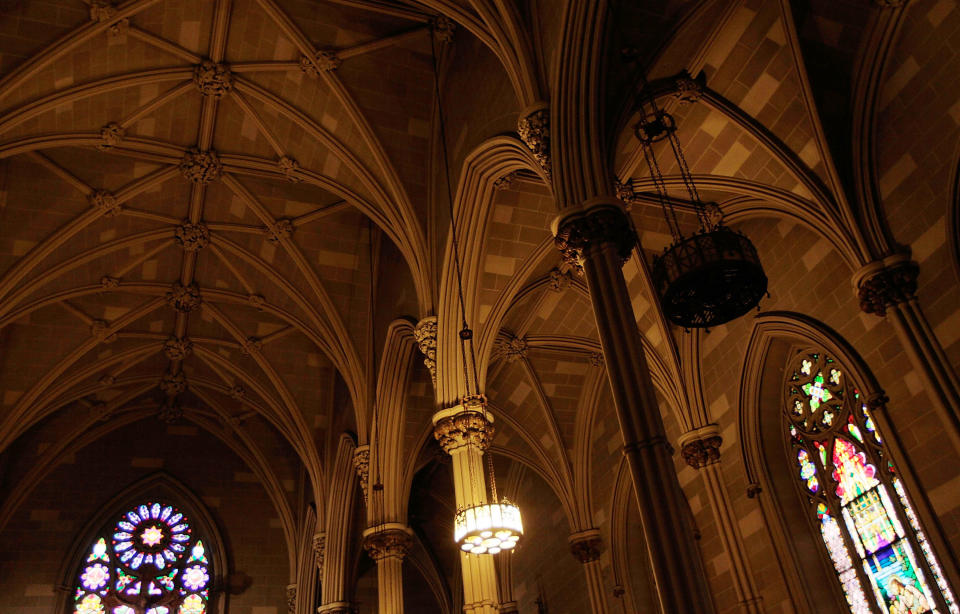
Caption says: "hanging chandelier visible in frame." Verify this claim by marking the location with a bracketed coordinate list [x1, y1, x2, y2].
[430, 31, 523, 555]
[632, 74, 767, 328]
[453, 400, 524, 555]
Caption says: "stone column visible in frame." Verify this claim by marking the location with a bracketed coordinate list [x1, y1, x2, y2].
[495, 551, 519, 614]
[553, 200, 715, 613]
[362, 523, 414, 614]
[678, 425, 763, 614]
[855, 254, 960, 454]
[433, 398, 500, 614]
[568, 529, 609, 614]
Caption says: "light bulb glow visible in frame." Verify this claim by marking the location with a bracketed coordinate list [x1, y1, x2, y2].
[454, 502, 523, 555]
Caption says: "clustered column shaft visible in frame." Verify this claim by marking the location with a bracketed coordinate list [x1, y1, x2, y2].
[569, 529, 609, 614]
[432, 402, 500, 614]
[361, 524, 414, 614]
[554, 200, 716, 613]
[679, 426, 763, 613]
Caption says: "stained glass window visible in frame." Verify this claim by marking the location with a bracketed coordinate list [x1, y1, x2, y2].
[72, 502, 211, 614]
[784, 351, 958, 614]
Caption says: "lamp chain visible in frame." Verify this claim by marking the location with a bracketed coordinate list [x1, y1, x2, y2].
[486, 451, 498, 503]
[430, 32, 480, 399]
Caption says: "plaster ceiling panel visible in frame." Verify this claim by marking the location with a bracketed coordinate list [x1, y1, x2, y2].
[0, 2, 88, 75]
[524, 349, 592, 455]
[131, 0, 216, 58]
[213, 93, 288, 161]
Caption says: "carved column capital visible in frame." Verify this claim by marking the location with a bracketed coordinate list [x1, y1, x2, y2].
[517, 104, 550, 176]
[361, 525, 414, 561]
[432, 398, 495, 453]
[670, 69, 706, 104]
[89, 190, 121, 217]
[866, 391, 890, 412]
[353, 445, 370, 500]
[499, 602, 519, 614]
[312, 532, 325, 571]
[552, 201, 635, 271]
[854, 255, 919, 316]
[430, 15, 456, 43]
[547, 266, 573, 291]
[413, 316, 438, 384]
[317, 602, 352, 614]
[286, 584, 297, 614]
[568, 529, 603, 563]
[678, 424, 723, 469]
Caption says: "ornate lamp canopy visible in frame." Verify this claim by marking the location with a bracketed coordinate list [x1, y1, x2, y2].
[431, 36, 523, 555]
[631, 65, 767, 328]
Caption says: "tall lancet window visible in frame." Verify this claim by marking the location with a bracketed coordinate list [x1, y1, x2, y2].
[73, 502, 211, 614]
[784, 350, 958, 614]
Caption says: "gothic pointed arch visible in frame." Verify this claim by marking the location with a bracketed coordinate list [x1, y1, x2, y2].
[739, 313, 960, 613]
[59, 472, 227, 614]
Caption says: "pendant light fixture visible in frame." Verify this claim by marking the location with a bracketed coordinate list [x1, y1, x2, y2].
[628, 55, 767, 328]
[430, 28, 523, 555]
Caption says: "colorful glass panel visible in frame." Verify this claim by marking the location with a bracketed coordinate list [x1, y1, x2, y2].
[785, 351, 957, 614]
[73, 502, 209, 614]
[832, 438, 879, 505]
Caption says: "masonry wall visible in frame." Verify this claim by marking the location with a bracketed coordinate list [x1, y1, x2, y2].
[0, 416, 291, 614]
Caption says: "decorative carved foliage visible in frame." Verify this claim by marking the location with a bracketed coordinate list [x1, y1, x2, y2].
[614, 179, 638, 208]
[89, 190, 121, 217]
[158, 396, 183, 424]
[98, 122, 125, 150]
[99, 374, 116, 386]
[159, 371, 187, 396]
[362, 528, 413, 561]
[430, 15, 456, 44]
[353, 446, 370, 500]
[163, 336, 193, 361]
[100, 275, 120, 289]
[671, 70, 705, 105]
[90, 319, 117, 344]
[857, 260, 919, 316]
[495, 334, 528, 363]
[702, 202, 724, 229]
[569, 534, 603, 563]
[312, 533, 325, 572]
[554, 205, 635, 271]
[548, 267, 572, 292]
[493, 172, 516, 191]
[517, 107, 550, 176]
[193, 60, 233, 98]
[180, 148, 222, 184]
[299, 50, 341, 76]
[285, 585, 296, 614]
[240, 337, 263, 355]
[413, 316, 438, 383]
[433, 409, 494, 453]
[228, 384, 245, 400]
[89, 0, 116, 22]
[589, 352, 604, 368]
[277, 156, 301, 182]
[175, 221, 210, 252]
[680, 435, 722, 469]
[165, 282, 202, 313]
[247, 293, 266, 311]
[264, 218, 294, 243]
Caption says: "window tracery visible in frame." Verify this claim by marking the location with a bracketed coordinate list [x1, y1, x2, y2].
[73, 502, 211, 614]
[784, 350, 957, 614]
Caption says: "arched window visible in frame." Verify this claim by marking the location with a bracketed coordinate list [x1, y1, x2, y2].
[73, 501, 211, 614]
[784, 350, 958, 614]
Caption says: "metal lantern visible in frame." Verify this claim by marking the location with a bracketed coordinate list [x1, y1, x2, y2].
[455, 500, 523, 555]
[631, 83, 767, 328]
[652, 226, 767, 328]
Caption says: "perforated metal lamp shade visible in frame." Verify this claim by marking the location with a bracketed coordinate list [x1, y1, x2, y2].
[454, 501, 523, 555]
[652, 226, 767, 328]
